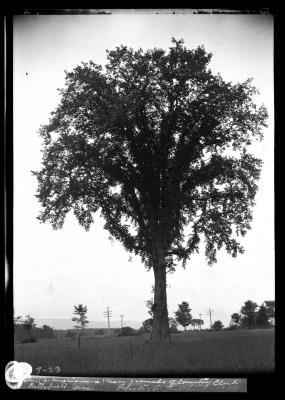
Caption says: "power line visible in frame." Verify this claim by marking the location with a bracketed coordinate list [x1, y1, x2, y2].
[199, 313, 203, 330]
[206, 308, 214, 327]
[103, 306, 112, 331]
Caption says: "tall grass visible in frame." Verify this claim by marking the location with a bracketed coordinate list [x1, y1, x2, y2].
[14, 328, 274, 376]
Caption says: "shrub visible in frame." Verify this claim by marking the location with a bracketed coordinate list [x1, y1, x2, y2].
[40, 325, 55, 339]
[65, 330, 76, 340]
[224, 325, 239, 331]
[94, 329, 105, 336]
[212, 320, 224, 331]
[117, 327, 137, 336]
[21, 337, 37, 343]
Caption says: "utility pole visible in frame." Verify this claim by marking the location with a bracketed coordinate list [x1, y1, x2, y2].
[120, 314, 123, 328]
[254, 309, 258, 329]
[199, 313, 202, 330]
[206, 308, 214, 328]
[103, 306, 112, 334]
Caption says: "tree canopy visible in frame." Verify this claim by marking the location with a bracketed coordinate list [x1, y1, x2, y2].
[212, 320, 224, 331]
[174, 301, 192, 330]
[264, 300, 275, 323]
[191, 318, 204, 329]
[23, 315, 36, 336]
[231, 312, 241, 327]
[33, 38, 267, 272]
[240, 300, 258, 328]
[256, 305, 270, 328]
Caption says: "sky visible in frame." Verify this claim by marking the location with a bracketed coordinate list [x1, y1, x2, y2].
[13, 12, 274, 330]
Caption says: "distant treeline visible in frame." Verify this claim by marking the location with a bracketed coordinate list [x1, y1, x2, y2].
[14, 324, 56, 341]
[14, 298, 275, 343]
[14, 324, 140, 341]
[56, 328, 124, 338]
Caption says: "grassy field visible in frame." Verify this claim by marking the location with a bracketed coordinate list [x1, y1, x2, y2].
[14, 328, 274, 377]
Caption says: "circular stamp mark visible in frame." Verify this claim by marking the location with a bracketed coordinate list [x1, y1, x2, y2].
[5, 361, 32, 389]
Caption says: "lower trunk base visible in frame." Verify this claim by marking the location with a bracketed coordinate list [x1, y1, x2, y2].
[150, 263, 171, 344]
[150, 323, 171, 343]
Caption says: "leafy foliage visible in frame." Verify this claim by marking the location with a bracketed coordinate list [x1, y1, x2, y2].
[191, 318, 204, 329]
[141, 318, 153, 333]
[212, 320, 224, 331]
[40, 324, 56, 338]
[240, 300, 258, 328]
[72, 304, 89, 330]
[256, 305, 270, 328]
[145, 299, 155, 317]
[15, 324, 55, 341]
[117, 326, 138, 336]
[231, 313, 241, 327]
[264, 300, 275, 325]
[174, 301, 192, 330]
[33, 38, 267, 271]
[13, 314, 23, 327]
[23, 315, 36, 336]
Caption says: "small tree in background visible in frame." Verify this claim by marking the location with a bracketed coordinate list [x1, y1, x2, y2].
[231, 313, 241, 328]
[240, 300, 258, 329]
[175, 301, 192, 331]
[23, 315, 36, 338]
[13, 314, 23, 328]
[14, 314, 25, 342]
[72, 304, 89, 348]
[264, 300, 275, 326]
[40, 324, 55, 339]
[191, 318, 204, 330]
[191, 318, 199, 330]
[197, 319, 204, 330]
[212, 320, 224, 331]
[256, 304, 270, 328]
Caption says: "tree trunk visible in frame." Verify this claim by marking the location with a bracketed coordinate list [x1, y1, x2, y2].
[151, 264, 171, 343]
[78, 333, 81, 348]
